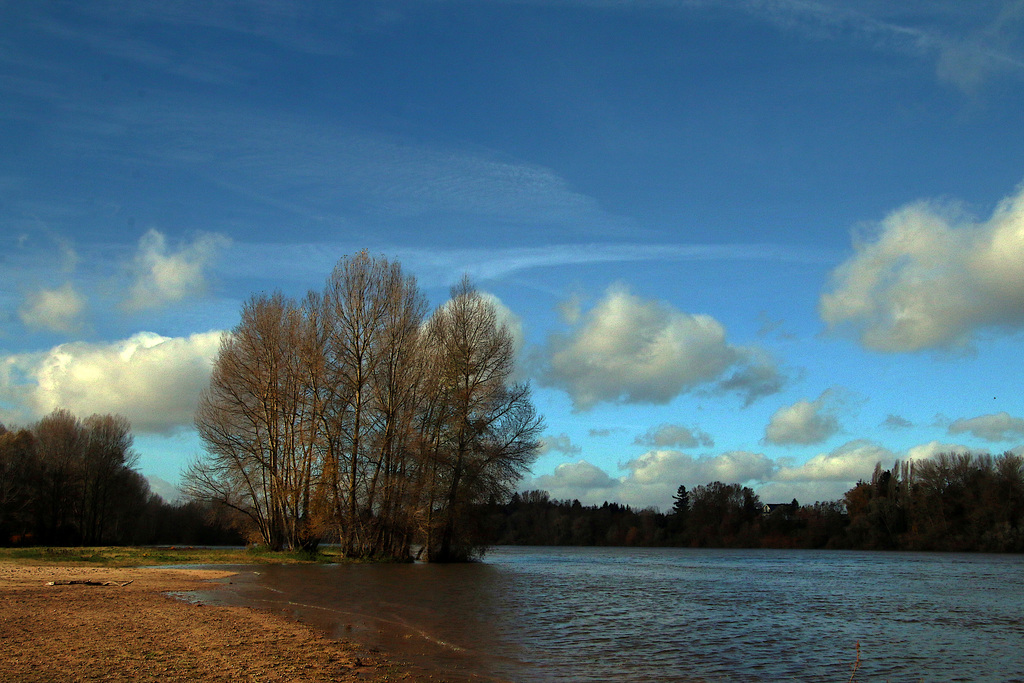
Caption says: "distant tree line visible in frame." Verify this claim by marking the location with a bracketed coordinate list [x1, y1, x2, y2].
[183, 252, 543, 562]
[475, 452, 1024, 553]
[0, 409, 242, 547]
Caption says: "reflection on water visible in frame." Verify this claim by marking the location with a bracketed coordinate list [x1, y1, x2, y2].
[195, 548, 1024, 682]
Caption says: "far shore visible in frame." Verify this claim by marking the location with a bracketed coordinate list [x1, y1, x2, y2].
[0, 560, 435, 682]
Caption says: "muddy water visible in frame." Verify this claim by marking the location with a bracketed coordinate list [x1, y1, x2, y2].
[196, 547, 1024, 682]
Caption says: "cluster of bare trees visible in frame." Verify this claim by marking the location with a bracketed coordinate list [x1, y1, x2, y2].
[184, 252, 543, 561]
[845, 452, 1024, 551]
[0, 409, 149, 545]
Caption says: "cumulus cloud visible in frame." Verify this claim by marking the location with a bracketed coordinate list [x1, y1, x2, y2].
[525, 435, 987, 510]
[775, 440, 894, 482]
[479, 291, 526, 358]
[820, 184, 1024, 352]
[538, 285, 783, 410]
[122, 229, 230, 312]
[528, 450, 775, 510]
[764, 390, 842, 446]
[948, 411, 1024, 442]
[538, 433, 582, 457]
[624, 449, 775, 487]
[635, 423, 714, 449]
[18, 283, 87, 333]
[905, 440, 983, 460]
[0, 330, 223, 433]
[531, 460, 619, 504]
[436, 288, 529, 382]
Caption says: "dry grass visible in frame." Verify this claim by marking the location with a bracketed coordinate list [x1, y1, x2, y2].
[0, 545, 350, 567]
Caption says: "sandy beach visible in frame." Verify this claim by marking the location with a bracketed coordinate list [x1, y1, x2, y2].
[0, 563, 420, 682]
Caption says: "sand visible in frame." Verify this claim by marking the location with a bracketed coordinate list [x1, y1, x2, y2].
[0, 563, 426, 682]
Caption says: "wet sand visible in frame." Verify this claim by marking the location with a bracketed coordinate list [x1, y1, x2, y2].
[0, 563, 430, 682]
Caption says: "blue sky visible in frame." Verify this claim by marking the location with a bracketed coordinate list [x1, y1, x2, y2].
[4, 1, 1024, 509]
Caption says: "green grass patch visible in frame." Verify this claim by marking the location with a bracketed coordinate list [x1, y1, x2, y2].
[0, 545, 351, 567]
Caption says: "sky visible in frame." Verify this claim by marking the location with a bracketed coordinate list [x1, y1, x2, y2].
[3, 0, 1024, 510]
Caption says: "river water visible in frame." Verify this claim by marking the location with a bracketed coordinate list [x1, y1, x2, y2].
[194, 547, 1024, 682]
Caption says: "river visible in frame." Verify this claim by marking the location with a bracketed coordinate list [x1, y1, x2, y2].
[193, 547, 1024, 682]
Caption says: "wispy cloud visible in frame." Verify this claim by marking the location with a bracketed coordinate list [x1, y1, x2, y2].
[882, 414, 914, 429]
[122, 230, 231, 313]
[487, 0, 1024, 90]
[538, 433, 584, 457]
[218, 241, 836, 293]
[18, 283, 87, 334]
[728, 0, 1024, 92]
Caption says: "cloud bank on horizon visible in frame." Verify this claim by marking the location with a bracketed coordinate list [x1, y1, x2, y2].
[2, 0, 1024, 509]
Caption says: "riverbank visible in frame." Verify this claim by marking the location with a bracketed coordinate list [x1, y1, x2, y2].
[0, 563, 417, 682]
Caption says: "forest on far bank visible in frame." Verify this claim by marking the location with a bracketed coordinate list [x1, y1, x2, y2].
[0, 410, 243, 548]
[473, 452, 1024, 554]
[2, 404, 1022, 554]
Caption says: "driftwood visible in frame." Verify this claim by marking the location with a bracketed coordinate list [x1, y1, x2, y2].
[46, 579, 134, 587]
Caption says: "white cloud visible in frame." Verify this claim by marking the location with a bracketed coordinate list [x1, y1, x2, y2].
[0, 330, 223, 433]
[635, 423, 714, 449]
[530, 460, 619, 504]
[528, 450, 775, 511]
[948, 411, 1024, 442]
[525, 436, 990, 510]
[623, 449, 775, 487]
[18, 283, 87, 333]
[764, 391, 842, 446]
[146, 475, 183, 504]
[775, 440, 894, 482]
[480, 291, 526, 359]
[538, 433, 582, 457]
[539, 285, 783, 410]
[820, 184, 1024, 352]
[122, 229, 230, 312]
[906, 440, 985, 461]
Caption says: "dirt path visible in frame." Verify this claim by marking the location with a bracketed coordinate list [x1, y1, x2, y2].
[0, 564, 420, 682]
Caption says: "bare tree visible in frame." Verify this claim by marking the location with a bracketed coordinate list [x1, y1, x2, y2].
[32, 409, 87, 543]
[187, 292, 322, 550]
[418, 278, 543, 561]
[0, 425, 38, 543]
[76, 414, 137, 544]
[318, 251, 426, 556]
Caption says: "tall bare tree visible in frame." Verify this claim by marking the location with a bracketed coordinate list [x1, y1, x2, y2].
[32, 408, 86, 543]
[76, 414, 137, 544]
[319, 251, 426, 556]
[187, 292, 323, 550]
[418, 278, 543, 561]
[0, 425, 37, 543]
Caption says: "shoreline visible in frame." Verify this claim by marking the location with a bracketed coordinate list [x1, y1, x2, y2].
[0, 563, 421, 682]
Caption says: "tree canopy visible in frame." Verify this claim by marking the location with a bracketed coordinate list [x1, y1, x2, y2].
[184, 253, 544, 561]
